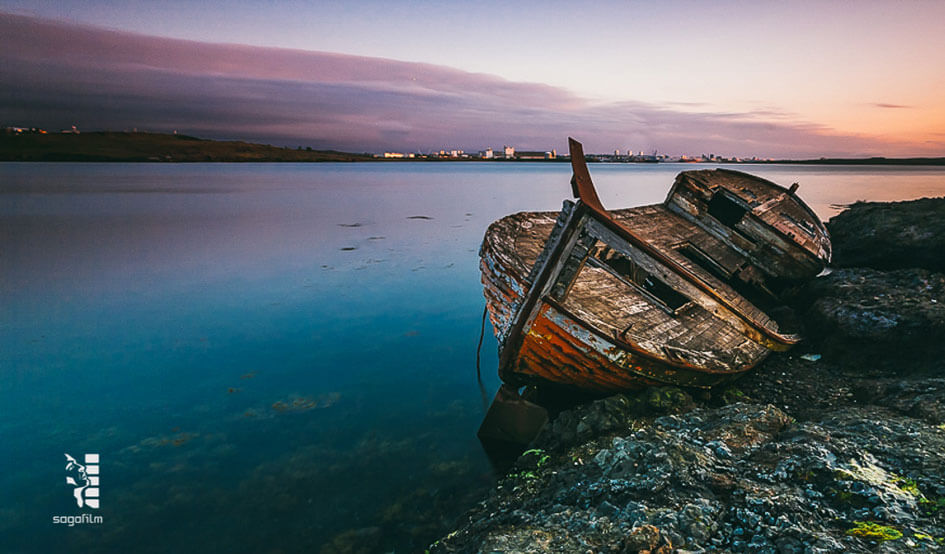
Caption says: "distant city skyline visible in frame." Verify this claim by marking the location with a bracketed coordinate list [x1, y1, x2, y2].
[2, 2, 943, 157]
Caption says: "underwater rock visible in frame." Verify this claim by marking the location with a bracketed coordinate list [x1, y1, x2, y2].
[123, 431, 200, 453]
[828, 197, 945, 272]
[320, 526, 382, 554]
[271, 393, 341, 413]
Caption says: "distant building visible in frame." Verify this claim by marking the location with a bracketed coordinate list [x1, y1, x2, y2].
[482, 147, 494, 159]
[517, 151, 554, 160]
[504, 145, 515, 158]
[383, 152, 405, 158]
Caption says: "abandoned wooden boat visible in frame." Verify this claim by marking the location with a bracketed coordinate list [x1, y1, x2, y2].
[480, 138, 831, 394]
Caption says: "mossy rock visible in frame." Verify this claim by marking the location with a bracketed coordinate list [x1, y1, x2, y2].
[845, 521, 903, 541]
[721, 388, 748, 405]
[646, 387, 694, 414]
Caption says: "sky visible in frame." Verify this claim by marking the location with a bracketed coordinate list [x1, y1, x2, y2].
[2, 0, 944, 157]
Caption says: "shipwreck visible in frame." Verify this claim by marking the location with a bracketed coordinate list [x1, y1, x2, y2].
[478, 138, 831, 444]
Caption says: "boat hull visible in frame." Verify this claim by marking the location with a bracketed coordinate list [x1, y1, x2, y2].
[479, 139, 829, 393]
[515, 301, 746, 392]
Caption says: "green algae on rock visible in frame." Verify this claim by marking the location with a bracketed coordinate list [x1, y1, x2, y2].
[845, 521, 903, 541]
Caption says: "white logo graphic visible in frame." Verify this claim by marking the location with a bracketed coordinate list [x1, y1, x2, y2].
[64, 453, 99, 509]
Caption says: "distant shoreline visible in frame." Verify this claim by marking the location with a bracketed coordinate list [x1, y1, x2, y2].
[3, 131, 944, 165]
[0, 131, 374, 163]
[766, 157, 945, 166]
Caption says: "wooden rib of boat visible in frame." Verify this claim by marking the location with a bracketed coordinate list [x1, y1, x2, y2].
[480, 138, 831, 393]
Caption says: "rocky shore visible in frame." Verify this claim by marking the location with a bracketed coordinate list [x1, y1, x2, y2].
[433, 197, 945, 553]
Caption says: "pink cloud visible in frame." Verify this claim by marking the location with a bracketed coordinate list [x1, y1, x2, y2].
[0, 12, 934, 157]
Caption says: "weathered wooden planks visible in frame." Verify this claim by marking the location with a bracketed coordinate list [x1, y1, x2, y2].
[479, 140, 830, 392]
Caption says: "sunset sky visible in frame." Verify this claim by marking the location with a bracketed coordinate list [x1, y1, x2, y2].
[2, 1, 944, 157]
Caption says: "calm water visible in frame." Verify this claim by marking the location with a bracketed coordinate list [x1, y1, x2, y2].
[2, 162, 944, 553]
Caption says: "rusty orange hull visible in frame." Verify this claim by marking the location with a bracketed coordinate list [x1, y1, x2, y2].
[514, 302, 745, 392]
[480, 251, 749, 392]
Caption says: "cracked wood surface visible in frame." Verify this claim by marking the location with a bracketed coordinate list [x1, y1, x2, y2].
[480, 168, 830, 391]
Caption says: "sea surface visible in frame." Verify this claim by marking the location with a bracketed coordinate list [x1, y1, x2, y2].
[2, 161, 945, 553]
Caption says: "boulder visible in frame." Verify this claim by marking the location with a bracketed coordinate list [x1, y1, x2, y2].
[798, 268, 945, 371]
[828, 197, 945, 272]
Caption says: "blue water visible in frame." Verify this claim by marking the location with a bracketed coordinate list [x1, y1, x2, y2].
[2, 161, 945, 553]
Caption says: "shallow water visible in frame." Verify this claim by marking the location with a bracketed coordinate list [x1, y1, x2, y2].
[2, 161, 944, 552]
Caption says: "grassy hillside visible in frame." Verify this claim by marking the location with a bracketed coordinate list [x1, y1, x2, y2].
[0, 131, 374, 162]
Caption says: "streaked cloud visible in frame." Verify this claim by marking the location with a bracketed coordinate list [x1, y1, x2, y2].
[0, 13, 934, 157]
[871, 103, 913, 109]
